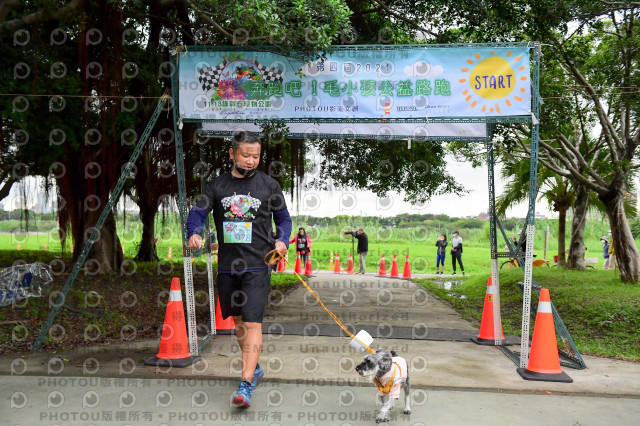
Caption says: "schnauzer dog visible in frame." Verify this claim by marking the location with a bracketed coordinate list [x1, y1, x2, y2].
[355, 348, 411, 423]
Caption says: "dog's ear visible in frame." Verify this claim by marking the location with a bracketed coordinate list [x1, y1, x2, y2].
[391, 350, 398, 357]
[376, 347, 384, 353]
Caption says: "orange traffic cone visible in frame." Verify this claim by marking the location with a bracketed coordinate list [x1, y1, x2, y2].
[329, 251, 334, 272]
[378, 254, 387, 276]
[214, 297, 235, 335]
[471, 277, 505, 345]
[389, 255, 399, 278]
[294, 252, 303, 274]
[277, 257, 286, 272]
[401, 255, 412, 279]
[168, 246, 172, 260]
[333, 253, 341, 274]
[304, 253, 313, 275]
[144, 278, 202, 367]
[17, 244, 21, 251]
[44, 244, 48, 251]
[517, 288, 572, 383]
[346, 254, 355, 274]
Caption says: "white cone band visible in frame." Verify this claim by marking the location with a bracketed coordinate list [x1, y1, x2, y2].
[169, 290, 182, 301]
[537, 301, 552, 313]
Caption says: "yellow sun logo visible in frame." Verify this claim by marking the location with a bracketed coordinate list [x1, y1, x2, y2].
[459, 50, 528, 113]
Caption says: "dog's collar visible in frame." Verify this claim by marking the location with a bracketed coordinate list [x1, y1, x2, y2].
[374, 362, 401, 394]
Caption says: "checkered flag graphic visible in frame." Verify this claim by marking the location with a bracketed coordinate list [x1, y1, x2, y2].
[198, 60, 226, 91]
[254, 59, 285, 83]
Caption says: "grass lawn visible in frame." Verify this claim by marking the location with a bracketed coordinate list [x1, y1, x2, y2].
[415, 268, 640, 361]
[2, 232, 639, 360]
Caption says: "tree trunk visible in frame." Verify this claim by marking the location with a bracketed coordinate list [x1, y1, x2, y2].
[557, 208, 567, 267]
[84, 210, 124, 273]
[135, 199, 159, 261]
[57, 152, 124, 274]
[567, 185, 589, 270]
[601, 189, 640, 283]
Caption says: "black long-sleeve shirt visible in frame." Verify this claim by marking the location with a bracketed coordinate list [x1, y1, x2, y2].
[350, 231, 369, 253]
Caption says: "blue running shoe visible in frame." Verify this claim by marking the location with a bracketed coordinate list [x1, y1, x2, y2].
[232, 380, 252, 408]
[251, 363, 264, 390]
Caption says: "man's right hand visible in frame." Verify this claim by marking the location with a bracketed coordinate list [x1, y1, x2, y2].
[188, 234, 203, 250]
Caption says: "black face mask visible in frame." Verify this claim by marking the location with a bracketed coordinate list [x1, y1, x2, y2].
[234, 165, 256, 178]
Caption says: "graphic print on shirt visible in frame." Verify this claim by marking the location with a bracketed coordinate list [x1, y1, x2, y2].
[221, 192, 261, 219]
[221, 192, 261, 243]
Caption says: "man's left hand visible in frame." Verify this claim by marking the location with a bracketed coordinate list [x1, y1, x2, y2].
[275, 241, 287, 257]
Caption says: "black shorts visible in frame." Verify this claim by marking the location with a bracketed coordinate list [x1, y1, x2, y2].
[217, 270, 271, 323]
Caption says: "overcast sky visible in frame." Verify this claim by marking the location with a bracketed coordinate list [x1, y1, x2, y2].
[292, 155, 552, 218]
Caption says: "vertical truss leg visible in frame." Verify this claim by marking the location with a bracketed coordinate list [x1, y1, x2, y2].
[31, 91, 171, 352]
[487, 141, 502, 345]
[170, 58, 198, 356]
[520, 224, 535, 368]
[207, 252, 216, 337]
[199, 136, 216, 351]
[520, 41, 542, 369]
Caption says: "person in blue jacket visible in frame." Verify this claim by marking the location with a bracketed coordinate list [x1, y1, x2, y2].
[601, 236, 610, 269]
[186, 131, 291, 408]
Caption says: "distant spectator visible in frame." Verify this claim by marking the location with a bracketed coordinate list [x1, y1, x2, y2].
[435, 234, 447, 275]
[601, 236, 610, 269]
[451, 231, 465, 276]
[290, 227, 312, 266]
[345, 228, 369, 274]
[505, 236, 518, 253]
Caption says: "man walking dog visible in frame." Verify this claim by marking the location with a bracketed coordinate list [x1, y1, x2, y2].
[186, 131, 292, 408]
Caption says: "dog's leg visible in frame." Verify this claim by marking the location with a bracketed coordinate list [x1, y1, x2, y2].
[376, 395, 396, 423]
[375, 394, 387, 423]
[403, 374, 411, 415]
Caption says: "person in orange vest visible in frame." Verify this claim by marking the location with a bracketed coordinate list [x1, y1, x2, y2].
[186, 131, 292, 408]
[607, 232, 617, 270]
[289, 227, 312, 266]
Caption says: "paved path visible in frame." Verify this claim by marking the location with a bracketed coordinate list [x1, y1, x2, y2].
[1, 273, 639, 425]
[2, 375, 639, 426]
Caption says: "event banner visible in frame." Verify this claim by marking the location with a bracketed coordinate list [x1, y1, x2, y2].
[177, 45, 531, 121]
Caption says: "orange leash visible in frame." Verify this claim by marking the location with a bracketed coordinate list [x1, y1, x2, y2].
[265, 249, 376, 354]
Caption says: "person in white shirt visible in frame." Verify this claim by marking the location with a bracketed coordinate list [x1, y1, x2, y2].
[450, 231, 465, 276]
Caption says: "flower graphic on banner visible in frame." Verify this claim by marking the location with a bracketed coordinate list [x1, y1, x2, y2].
[217, 80, 246, 100]
[458, 50, 528, 113]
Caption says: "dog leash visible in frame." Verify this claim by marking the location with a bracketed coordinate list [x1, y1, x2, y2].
[265, 249, 376, 354]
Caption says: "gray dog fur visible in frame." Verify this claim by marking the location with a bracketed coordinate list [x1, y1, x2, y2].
[355, 348, 411, 423]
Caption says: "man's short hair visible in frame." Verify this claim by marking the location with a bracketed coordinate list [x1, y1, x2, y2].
[232, 131, 261, 152]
